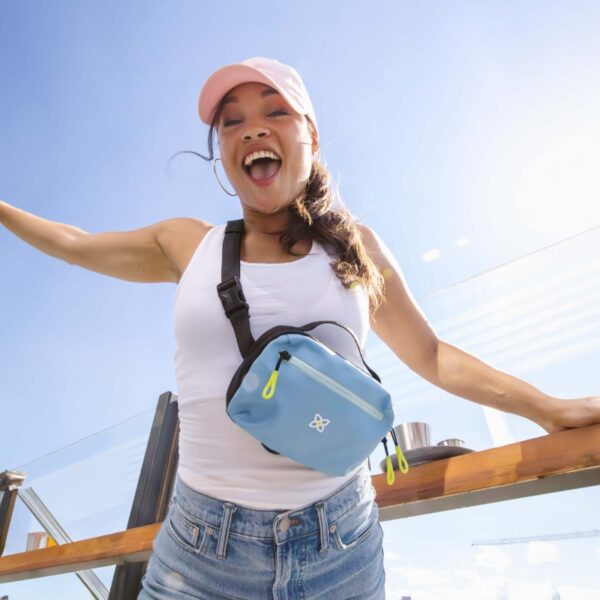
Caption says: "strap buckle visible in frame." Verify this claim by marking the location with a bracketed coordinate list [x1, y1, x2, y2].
[217, 276, 249, 319]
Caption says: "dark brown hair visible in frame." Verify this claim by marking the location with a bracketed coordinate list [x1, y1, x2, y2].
[174, 97, 385, 315]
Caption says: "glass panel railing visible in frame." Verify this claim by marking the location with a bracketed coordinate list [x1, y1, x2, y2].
[368, 225, 600, 467]
[1, 408, 155, 598]
[367, 226, 600, 599]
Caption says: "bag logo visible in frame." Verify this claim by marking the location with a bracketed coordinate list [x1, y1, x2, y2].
[309, 413, 330, 433]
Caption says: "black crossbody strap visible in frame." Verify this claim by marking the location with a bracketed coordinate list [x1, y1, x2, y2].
[217, 221, 380, 384]
[299, 320, 381, 383]
[216, 219, 256, 358]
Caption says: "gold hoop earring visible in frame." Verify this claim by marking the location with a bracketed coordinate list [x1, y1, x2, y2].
[213, 158, 238, 197]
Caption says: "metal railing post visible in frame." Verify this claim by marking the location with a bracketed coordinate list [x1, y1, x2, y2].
[17, 487, 108, 599]
[0, 470, 26, 556]
[108, 391, 179, 600]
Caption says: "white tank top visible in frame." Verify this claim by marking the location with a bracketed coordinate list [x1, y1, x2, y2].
[173, 223, 371, 509]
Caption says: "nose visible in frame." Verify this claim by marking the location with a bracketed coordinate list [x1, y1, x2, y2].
[242, 126, 270, 141]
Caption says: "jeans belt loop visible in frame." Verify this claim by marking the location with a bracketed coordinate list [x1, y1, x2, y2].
[315, 501, 329, 553]
[216, 502, 237, 560]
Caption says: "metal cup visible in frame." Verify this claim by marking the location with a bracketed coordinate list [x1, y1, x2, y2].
[392, 422, 431, 451]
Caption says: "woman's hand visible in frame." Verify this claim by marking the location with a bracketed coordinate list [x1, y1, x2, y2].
[536, 396, 600, 434]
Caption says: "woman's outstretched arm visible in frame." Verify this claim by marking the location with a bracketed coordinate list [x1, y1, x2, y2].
[0, 200, 187, 283]
[358, 222, 600, 434]
[1, 199, 87, 263]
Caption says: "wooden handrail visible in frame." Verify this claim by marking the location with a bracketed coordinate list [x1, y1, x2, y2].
[374, 422, 600, 520]
[1, 423, 599, 583]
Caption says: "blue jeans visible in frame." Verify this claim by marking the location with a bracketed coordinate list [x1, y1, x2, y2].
[137, 467, 386, 599]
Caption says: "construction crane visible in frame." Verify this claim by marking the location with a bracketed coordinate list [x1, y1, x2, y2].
[472, 529, 600, 545]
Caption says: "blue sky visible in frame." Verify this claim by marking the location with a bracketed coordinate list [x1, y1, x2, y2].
[1, 2, 600, 598]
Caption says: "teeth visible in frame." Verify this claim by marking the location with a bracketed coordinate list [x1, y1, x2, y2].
[243, 150, 281, 168]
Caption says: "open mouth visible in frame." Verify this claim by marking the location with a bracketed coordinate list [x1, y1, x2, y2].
[243, 157, 282, 186]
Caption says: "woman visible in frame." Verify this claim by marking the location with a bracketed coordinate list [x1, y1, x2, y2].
[1, 57, 599, 600]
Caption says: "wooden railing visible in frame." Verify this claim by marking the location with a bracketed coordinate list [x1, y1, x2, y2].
[1, 423, 599, 584]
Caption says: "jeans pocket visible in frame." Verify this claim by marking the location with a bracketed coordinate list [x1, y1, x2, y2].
[331, 501, 379, 551]
[166, 502, 210, 555]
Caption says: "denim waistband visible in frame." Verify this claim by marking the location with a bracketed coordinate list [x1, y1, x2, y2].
[172, 466, 375, 551]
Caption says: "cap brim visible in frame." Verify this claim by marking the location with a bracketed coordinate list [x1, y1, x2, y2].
[198, 63, 304, 125]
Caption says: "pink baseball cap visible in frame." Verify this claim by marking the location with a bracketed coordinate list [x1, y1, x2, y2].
[197, 57, 319, 137]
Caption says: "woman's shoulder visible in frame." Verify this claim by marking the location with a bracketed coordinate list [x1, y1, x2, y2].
[159, 217, 216, 282]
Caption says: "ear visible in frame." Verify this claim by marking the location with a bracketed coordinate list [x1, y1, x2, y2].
[305, 115, 319, 154]
[311, 131, 319, 155]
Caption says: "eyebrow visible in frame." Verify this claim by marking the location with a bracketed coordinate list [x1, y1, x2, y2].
[221, 87, 280, 106]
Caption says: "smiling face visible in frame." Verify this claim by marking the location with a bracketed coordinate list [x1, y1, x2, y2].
[215, 82, 317, 220]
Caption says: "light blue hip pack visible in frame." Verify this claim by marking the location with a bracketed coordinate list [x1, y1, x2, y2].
[217, 220, 409, 485]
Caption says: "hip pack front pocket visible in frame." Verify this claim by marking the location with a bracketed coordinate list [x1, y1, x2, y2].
[279, 353, 385, 421]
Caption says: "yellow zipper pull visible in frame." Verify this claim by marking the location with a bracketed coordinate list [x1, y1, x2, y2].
[262, 371, 279, 399]
[382, 436, 395, 485]
[386, 455, 395, 485]
[262, 351, 288, 399]
[395, 446, 409, 474]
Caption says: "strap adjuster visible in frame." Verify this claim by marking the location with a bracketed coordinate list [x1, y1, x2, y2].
[217, 276, 249, 318]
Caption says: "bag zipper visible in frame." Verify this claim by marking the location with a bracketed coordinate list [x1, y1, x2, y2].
[262, 351, 385, 421]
